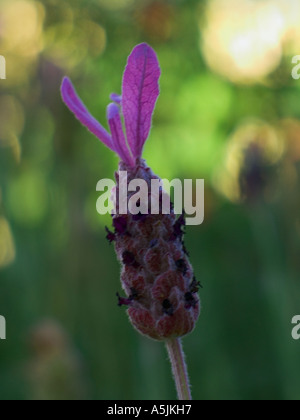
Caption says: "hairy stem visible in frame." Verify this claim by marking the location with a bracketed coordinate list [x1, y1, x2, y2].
[165, 338, 192, 400]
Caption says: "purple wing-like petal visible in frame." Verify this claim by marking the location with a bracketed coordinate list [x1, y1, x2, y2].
[110, 93, 122, 104]
[61, 77, 115, 152]
[107, 103, 135, 167]
[122, 43, 161, 158]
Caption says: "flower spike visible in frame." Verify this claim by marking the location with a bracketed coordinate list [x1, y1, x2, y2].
[61, 44, 200, 342]
[61, 43, 201, 400]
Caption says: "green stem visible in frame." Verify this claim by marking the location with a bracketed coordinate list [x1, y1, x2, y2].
[165, 338, 192, 400]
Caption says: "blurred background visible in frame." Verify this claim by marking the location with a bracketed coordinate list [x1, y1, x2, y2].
[1, 0, 300, 400]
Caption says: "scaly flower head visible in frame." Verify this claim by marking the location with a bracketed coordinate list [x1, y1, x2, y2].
[61, 43, 200, 341]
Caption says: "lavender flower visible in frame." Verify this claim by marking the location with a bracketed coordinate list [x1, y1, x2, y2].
[61, 44, 200, 342]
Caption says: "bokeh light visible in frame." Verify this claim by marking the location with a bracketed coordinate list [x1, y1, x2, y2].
[43, 19, 106, 69]
[0, 0, 45, 85]
[0, 0, 45, 56]
[201, 0, 300, 83]
[0, 216, 16, 268]
[0, 95, 24, 162]
[214, 120, 285, 202]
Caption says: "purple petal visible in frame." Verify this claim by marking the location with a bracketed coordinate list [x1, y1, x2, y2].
[61, 77, 115, 152]
[107, 103, 135, 167]
[122, 43, 161, 158]
[110, 93, 122, 104]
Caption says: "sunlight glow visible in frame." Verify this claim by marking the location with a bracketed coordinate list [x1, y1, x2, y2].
[201, 0, 300, 83]
[0, 0, 45, 57]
